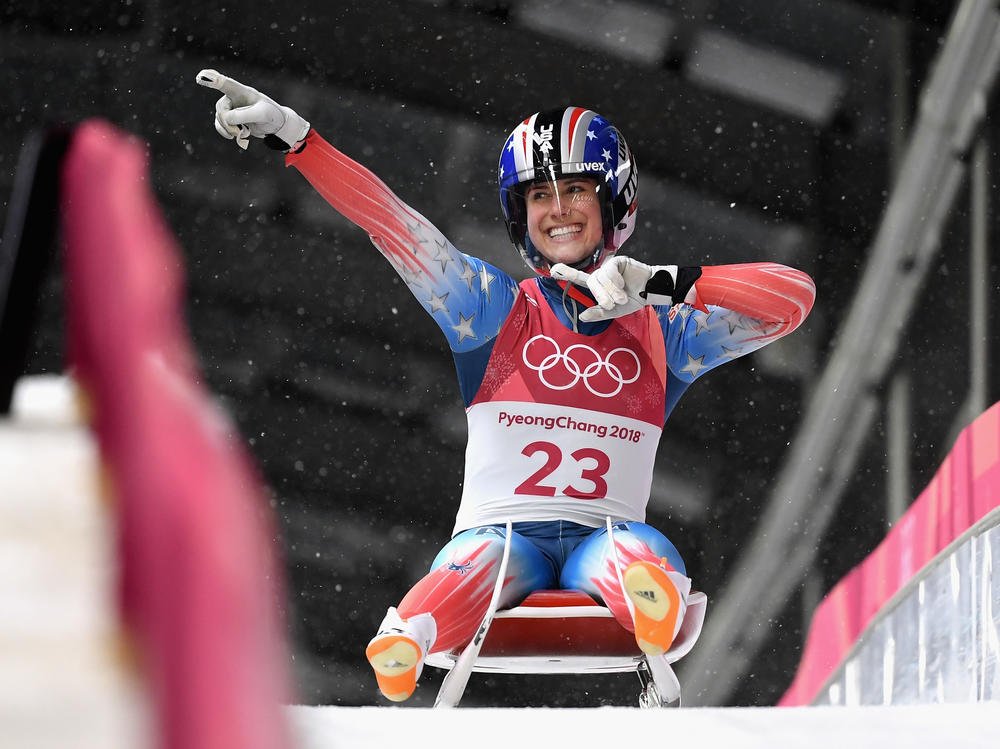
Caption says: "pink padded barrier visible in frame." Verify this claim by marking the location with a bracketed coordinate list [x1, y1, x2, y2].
[60, 120, 294, 749]
[780, 401, 1000, 706]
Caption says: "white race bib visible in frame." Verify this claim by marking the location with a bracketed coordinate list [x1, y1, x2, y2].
[453, 401, 662, 533]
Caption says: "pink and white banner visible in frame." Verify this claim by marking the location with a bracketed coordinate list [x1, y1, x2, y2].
[781, 401, 1000, 706]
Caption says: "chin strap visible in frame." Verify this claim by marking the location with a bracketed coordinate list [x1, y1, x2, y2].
[555, 279, 597, 309]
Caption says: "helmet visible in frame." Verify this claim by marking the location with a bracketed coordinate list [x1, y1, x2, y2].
[498, 107, 638, 275]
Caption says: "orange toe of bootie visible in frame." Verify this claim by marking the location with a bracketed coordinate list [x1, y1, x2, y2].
[365, 608, 437, 702]
[623, 560, 682, 656]
[366, 634, 422, 702]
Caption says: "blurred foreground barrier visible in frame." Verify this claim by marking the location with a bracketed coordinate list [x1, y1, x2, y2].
[781, 402, 1000, 706]
[1, 120, 294, 749]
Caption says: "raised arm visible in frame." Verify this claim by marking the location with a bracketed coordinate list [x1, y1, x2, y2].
[284, 131, 517, 351]
[195, 70, 517, 352]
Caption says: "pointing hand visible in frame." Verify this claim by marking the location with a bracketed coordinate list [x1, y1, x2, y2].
[196, 69, 310, 151]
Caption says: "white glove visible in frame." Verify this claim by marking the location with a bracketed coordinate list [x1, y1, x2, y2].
[551, 256, 681, 322]
[195, 69, 310, 151]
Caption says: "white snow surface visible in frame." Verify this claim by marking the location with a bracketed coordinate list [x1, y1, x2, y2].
[288, 702, 999, 749]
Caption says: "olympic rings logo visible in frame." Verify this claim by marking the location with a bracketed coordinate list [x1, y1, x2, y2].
[521, 334, 641, 398]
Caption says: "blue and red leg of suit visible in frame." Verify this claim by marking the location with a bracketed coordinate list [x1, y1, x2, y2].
[396, 521, 686, 654]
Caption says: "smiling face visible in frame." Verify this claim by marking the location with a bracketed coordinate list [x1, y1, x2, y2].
[524, 176, 604, 267]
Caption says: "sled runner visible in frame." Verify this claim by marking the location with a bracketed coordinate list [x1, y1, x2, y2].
[427, 520, 707, 708]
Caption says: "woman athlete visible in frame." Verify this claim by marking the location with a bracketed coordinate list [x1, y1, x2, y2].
[196, 70, 816, 703]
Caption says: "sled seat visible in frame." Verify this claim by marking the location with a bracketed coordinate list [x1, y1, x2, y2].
[426, 589, 643, 674]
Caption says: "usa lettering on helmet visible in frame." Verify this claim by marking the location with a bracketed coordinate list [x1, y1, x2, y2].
[535, 123, 555, 162]
[534, 124, 554, 143]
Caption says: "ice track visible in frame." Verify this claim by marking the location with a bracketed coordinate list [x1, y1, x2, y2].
[287, 703, 999, 749]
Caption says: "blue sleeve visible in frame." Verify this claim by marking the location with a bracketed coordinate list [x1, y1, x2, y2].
[424, 251, 519, 407]
[437, 253, 519, 407]
[417, 250, 519, 352]
[658, 303, 775, 383]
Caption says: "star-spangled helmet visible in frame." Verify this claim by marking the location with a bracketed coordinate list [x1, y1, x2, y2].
[498, 107, 638, 275]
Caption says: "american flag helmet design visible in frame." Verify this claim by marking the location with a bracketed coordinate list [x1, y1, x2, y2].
[498, 107, 638, 275]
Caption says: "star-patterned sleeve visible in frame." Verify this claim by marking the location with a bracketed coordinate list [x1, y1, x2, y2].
[285, 130, 518, 352]
[660, 262, 816, 382]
